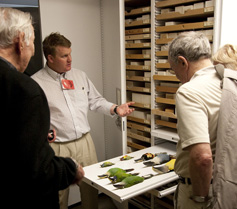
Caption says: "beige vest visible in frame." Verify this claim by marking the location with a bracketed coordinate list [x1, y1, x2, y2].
[212, 64, 237, 209]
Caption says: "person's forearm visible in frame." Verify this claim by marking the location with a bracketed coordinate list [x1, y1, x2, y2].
[189, 143, 213, 196]
[110, 102, 135, 116]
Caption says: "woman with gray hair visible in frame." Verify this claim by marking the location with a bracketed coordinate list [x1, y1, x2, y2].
[168, 31, 221, 209]
[0, 7, 84, 209]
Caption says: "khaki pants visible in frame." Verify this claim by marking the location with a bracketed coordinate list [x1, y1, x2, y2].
[174, 183, 212, 209]
[50, 133, 98, 209]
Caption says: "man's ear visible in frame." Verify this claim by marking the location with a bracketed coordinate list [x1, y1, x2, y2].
[14, 32, 25, 55]
[178, 56, 188, 70]
[47, 54, 54, 63]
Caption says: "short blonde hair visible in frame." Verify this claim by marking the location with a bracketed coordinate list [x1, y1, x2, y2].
[212, 44, 237, 70]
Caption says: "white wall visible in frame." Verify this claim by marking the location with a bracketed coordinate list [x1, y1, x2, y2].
[213, 0, 237, 52]
[39, 0, 122, 205]
[39, 0, 106, 161]
[219, 0, 237, 47]
[39, 0, 104, 206]
[101, 0, 123, 159]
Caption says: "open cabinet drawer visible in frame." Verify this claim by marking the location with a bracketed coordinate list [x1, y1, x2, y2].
[82, 141, 178, 203]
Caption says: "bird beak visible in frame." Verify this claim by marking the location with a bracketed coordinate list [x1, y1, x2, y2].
[98, 174, 108, 179]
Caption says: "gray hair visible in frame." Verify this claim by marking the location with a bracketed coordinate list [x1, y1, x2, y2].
[0, 7, 33, 48]
[168, 31, 211, 63]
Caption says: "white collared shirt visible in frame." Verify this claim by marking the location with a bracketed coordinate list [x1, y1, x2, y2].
[32, 65, 114, 142]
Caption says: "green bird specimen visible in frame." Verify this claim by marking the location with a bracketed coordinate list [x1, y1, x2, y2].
[98, 167, 134, 179]
[109, 171, 140, 183]
[109, 171, 131, 183]
[100, 161, 114, 168]
[113, 175, 144, 189]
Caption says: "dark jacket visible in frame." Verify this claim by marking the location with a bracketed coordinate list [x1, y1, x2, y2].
[0, 57, 77, 209]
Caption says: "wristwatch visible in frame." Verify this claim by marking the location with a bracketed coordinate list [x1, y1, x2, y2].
[191, 195, 210, 203]
[113, 105, 119, 115]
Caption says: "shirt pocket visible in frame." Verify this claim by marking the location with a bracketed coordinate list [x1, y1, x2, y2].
[71, 89, 89, 110]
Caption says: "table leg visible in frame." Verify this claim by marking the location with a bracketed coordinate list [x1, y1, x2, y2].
[121, 200, 129, 209]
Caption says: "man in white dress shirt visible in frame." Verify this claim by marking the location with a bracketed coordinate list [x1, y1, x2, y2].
[32, 32, 135, 209]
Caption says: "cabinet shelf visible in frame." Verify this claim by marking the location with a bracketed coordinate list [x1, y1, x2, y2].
[127, 121, 151, 133]
[156, 63, 170, 68]
[156, 0, 203, 8]
[132, 101, 151, 109]
[156, 35, 213, 45]
[126, 65, 151, 71]
[156, 85, 178, 93]
[127, 132, 151, 143]
[156, 21, 213, 33]
[156, 7, 214, 21]
[156, 38, 174, 44]
[153, 75, 180, 82]
[125, 19, 151, 27]
[125, 6, 151, 16]
[156, 119, 177, 129]
[125, 0, 150, 7]
[127, 86, 151, 93]
[125, 28, 151, 35]
[126, 54, 151, 59]
[156, 97, 176, 105]
[126, 34, 151, 40]
[127, 141, 147, 150]
[127, 76, 151, 82]
[127, 116, 151, 125]
[152, 109, 177, 119]
[126, 43, 151, 48]
[151, 128, 179, 143]
[156, 51, 168, 56]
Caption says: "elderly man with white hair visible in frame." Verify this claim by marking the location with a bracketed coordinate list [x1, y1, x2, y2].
[0, 7, 84, 209]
